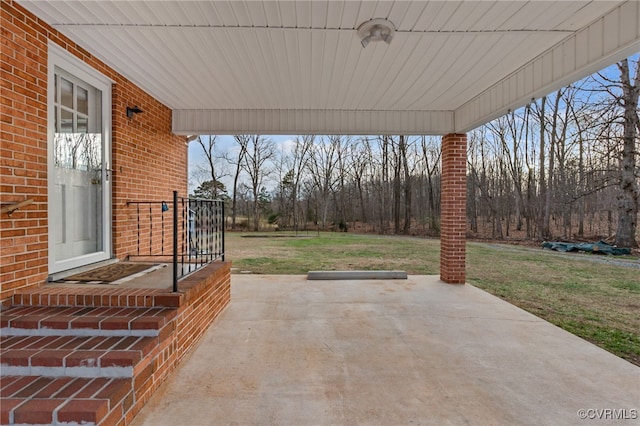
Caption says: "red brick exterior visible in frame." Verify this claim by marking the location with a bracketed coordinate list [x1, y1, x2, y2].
[440, 133, 467, 284]
[129, 262, 231, 423]
[0, 1, 187, 303]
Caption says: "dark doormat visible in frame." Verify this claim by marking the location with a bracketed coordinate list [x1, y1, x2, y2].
[60, 263, 160, 284]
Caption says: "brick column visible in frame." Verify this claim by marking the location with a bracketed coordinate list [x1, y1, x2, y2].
[440, 133, 467, 284]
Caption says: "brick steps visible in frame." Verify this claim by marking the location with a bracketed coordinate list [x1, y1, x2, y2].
[0, 305, 177, 425]
[1, 306, 177, 337]
[1, 376, 132, 426]
[1, 335, 157, 377]
[11, 287, 182, 309]
[0, 261, 232, 426]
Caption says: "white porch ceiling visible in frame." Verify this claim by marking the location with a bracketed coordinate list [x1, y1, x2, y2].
[19, 1, 640, 135]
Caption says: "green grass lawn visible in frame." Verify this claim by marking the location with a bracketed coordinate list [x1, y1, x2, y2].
[229, 232, 440, 274]
[226, 231, 640, 366]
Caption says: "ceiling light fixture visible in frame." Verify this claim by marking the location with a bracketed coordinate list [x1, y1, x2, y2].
[357, 18, 395, 48]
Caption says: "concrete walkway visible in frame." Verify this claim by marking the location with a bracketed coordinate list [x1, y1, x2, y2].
[131, 275, 639, 425]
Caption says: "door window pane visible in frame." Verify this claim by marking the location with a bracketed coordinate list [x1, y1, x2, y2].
[61, 78, 74, 109]
[54, 71, 103, 172]
[77, 87, 88, 115]
[77, 115, 88, 133]
[60, 109, 73, 133]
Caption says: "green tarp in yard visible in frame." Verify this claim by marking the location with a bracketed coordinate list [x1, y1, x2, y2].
[542, 240, 631, 255]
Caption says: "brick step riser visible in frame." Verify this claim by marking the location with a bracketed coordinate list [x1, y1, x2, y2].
[1, 328, 159, 338]
[2, 334, 170, 378]
[11, 293, 182, 309]
[1, 348, 161, 379]
[1, 365, 134, 379]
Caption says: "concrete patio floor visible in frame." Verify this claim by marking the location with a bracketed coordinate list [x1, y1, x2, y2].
[131, 275, 639, 425]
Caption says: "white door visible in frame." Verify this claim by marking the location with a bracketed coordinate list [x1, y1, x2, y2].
[48, 47, 112, 274]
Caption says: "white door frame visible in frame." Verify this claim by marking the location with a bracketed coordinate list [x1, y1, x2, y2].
[47, 43, 113, 274]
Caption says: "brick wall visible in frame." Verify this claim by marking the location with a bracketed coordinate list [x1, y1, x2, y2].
[111, 81, 188, 260]
[127, 262, 231, 423]
[440, 133, 467, 284]
[0, 1, 187, 303]
[1, 0, 50, 305]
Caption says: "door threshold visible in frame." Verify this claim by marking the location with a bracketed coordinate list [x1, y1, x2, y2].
[48, 258, 119, 282]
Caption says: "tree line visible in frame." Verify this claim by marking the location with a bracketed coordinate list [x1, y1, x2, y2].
[191, 58, 639, 248]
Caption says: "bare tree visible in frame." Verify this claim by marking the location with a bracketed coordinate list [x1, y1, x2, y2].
[243, 135, 276, 231]
[293, 136, 314, 230]
[420, 136, 441, 234]
[533, 96, 548, 239]
[308, 136, 340, 229]
[273, 149, 291, 226]
[348, 138, 371, 224]
[227, 135, 249, 229]
[278, 135, 314, 230]
[392, 137, 402, 234]
[193, 135, 227, 198]
[487, 112, 526, 233]
[468, 129, 503, 238]
[377, 136, 391, 233]
[400, 136, 415, 234]
[614, 59, 639, 247]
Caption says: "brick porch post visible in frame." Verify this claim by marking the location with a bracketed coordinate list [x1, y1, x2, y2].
[440, 133, 467, 284]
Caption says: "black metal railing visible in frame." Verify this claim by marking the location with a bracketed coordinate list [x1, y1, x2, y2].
[127, 191, 225, 291]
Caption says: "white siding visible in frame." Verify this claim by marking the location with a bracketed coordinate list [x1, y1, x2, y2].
[173, 109, 454, 135]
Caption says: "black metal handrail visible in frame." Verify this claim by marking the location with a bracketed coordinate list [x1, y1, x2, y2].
[127, 191, 225, 291]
